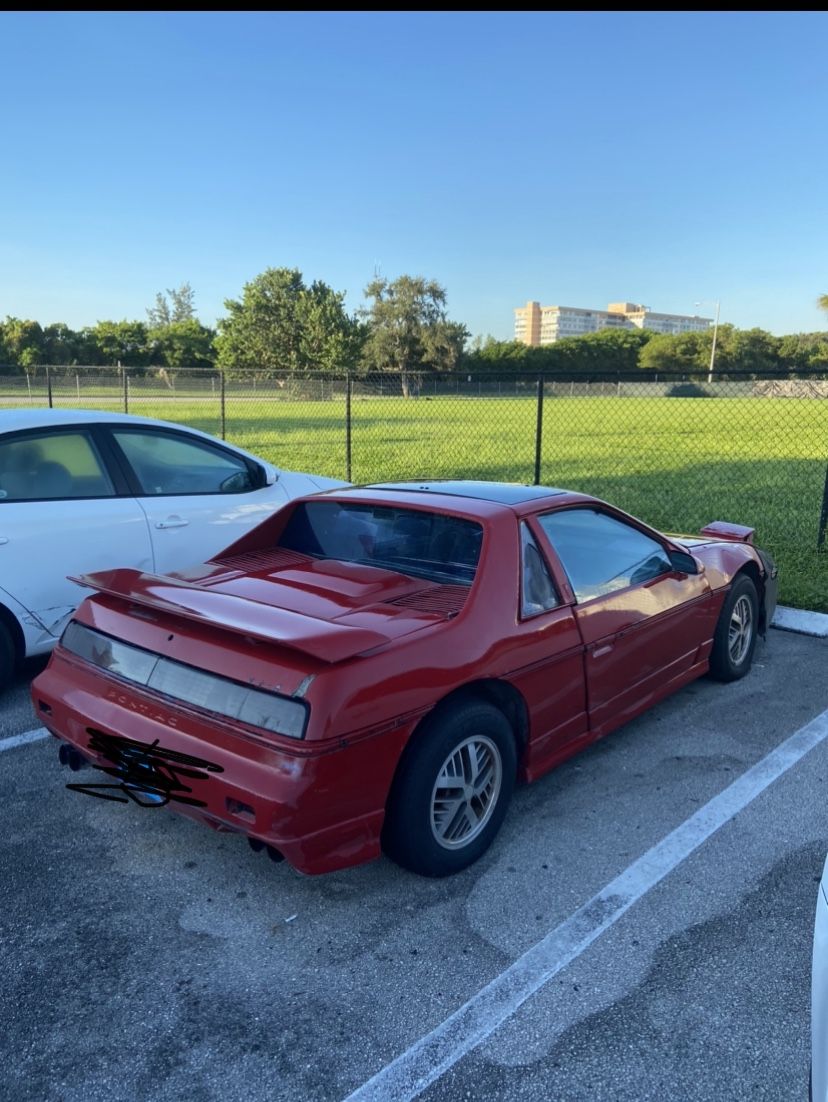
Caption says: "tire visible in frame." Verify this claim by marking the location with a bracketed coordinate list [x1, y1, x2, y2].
[0, 622, 15, 692]
[709, 574, 759, 682]
[382, 700, 517, 877]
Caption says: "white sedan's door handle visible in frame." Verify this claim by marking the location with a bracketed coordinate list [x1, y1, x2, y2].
[155, 517, 189, 530]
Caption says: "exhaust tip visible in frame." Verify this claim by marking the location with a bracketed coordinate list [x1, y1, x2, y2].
[59, 743, 90, 772]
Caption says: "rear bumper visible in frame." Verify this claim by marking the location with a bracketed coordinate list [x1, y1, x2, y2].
[31, 653, 400, 875]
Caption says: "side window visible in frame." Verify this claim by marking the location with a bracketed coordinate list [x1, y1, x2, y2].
[520, 522, 559, 617]
[0, 432, 115, 501]
[112, 430, 255, 496]
[538, 509, 672, 602]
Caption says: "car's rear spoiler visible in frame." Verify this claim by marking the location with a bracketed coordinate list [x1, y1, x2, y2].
[699, 521, 756, 544]
[70, 568, 391, 664]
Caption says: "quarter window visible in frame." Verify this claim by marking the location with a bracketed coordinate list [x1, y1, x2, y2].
[538, 509, 672, 602]
[520, 523, 559, 617]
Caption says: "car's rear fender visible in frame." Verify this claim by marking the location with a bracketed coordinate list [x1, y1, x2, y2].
[386, 678, 529, 799]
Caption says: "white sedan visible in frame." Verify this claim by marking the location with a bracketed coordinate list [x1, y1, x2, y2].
[0, 408, 346, 687]
[814, 854, 828, 1100]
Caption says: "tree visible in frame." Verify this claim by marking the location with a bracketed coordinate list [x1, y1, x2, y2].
[818, 294, 828, 314]
[147, 319, 216, 369]
[785, 332, 828, 372]
[554, 328, 652, 374]
[719, 327, 780, 375]
[147, 282, 196, 328]
[462, 337, 532, 373]
[215, 267, 360, 377]
[360, 275, 469, 395]
[0, 317, 45, 370]
[638, 330, 708, 374]
[297, 280, 365, 374]
[88, 320, 150, 367]
[42, 322, 93, 365]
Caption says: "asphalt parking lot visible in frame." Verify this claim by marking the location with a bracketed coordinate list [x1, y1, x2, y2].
[2, 627, 827, 1102]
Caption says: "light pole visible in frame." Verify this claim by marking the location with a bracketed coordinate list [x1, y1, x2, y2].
[694, 299, 720, 384]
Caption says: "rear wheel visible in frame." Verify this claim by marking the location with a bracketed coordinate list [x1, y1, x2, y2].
[0, 622, 15, 692]
[709, 574, 758, 682]
[383, 700, 517, 877]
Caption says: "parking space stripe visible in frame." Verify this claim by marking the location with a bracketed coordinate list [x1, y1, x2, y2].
[0, 727, 49, 752]
[344, 705, 828, 1102]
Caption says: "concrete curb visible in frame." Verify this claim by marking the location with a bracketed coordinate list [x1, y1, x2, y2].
[771, 605, 828, 638]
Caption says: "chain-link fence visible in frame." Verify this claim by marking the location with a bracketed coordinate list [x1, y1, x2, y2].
[2, 365, 826, 612]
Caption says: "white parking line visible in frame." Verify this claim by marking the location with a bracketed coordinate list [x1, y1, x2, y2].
[0, 727, 49, 752]
[344, 705, 828, 1102]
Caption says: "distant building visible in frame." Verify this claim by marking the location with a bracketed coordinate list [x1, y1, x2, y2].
[514, 300, 712, 345]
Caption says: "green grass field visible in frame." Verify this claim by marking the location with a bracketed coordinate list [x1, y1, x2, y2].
[5, 386, 828, 612]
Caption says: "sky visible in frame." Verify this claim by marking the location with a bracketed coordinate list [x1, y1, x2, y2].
[1, 10, 827, 341]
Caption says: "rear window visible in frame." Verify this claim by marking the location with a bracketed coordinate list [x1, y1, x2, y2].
[278, 501, 483, 585]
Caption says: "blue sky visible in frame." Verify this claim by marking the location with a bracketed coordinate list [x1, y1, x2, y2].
[2, 10, 827, 340]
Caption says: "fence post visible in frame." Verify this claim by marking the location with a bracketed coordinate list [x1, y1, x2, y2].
[818, 462, 828, 550]
[46, 365, 53, 408]
[345, 372, 352, 483]
[220, 371, 226, 440]
[533, 375, 544, 485]
[122, 367, 129, 414]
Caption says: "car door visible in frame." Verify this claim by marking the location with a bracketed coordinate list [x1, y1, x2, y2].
[534, 507, 716, 736]
[106, 426, 290, 574]
[0, 427, 152, 646]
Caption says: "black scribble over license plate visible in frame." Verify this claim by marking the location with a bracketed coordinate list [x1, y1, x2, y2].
[65, 729, 224, 808]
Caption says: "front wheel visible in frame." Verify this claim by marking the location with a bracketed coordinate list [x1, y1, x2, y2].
[382, 700, 517, 877]
[709, 574, 759, 682]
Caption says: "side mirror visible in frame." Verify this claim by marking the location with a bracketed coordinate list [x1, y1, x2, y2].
[669, 549, 705, 576]
[261, 463, 279, 486]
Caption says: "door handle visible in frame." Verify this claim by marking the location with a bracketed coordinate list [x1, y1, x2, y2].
[591, 643, 614, 658]
[0, 537, 8, 545]
[155, 517, 189, 530]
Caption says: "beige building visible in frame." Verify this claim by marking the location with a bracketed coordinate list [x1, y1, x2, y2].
[514, 300, 712, 345]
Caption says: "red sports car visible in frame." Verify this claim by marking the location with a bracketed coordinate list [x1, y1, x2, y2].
[32, 481, 778, 877]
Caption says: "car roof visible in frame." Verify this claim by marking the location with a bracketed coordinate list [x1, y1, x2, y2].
[0, 407, 193, 433]
[0, 406, 275, 469]
[362, 480, 571, 505]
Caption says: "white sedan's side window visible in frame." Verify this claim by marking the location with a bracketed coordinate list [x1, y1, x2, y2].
[112, 430, 255, 496]
[0, 432, 115, 501]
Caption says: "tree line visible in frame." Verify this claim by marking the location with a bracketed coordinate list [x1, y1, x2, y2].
[2, 269, 827, 382]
